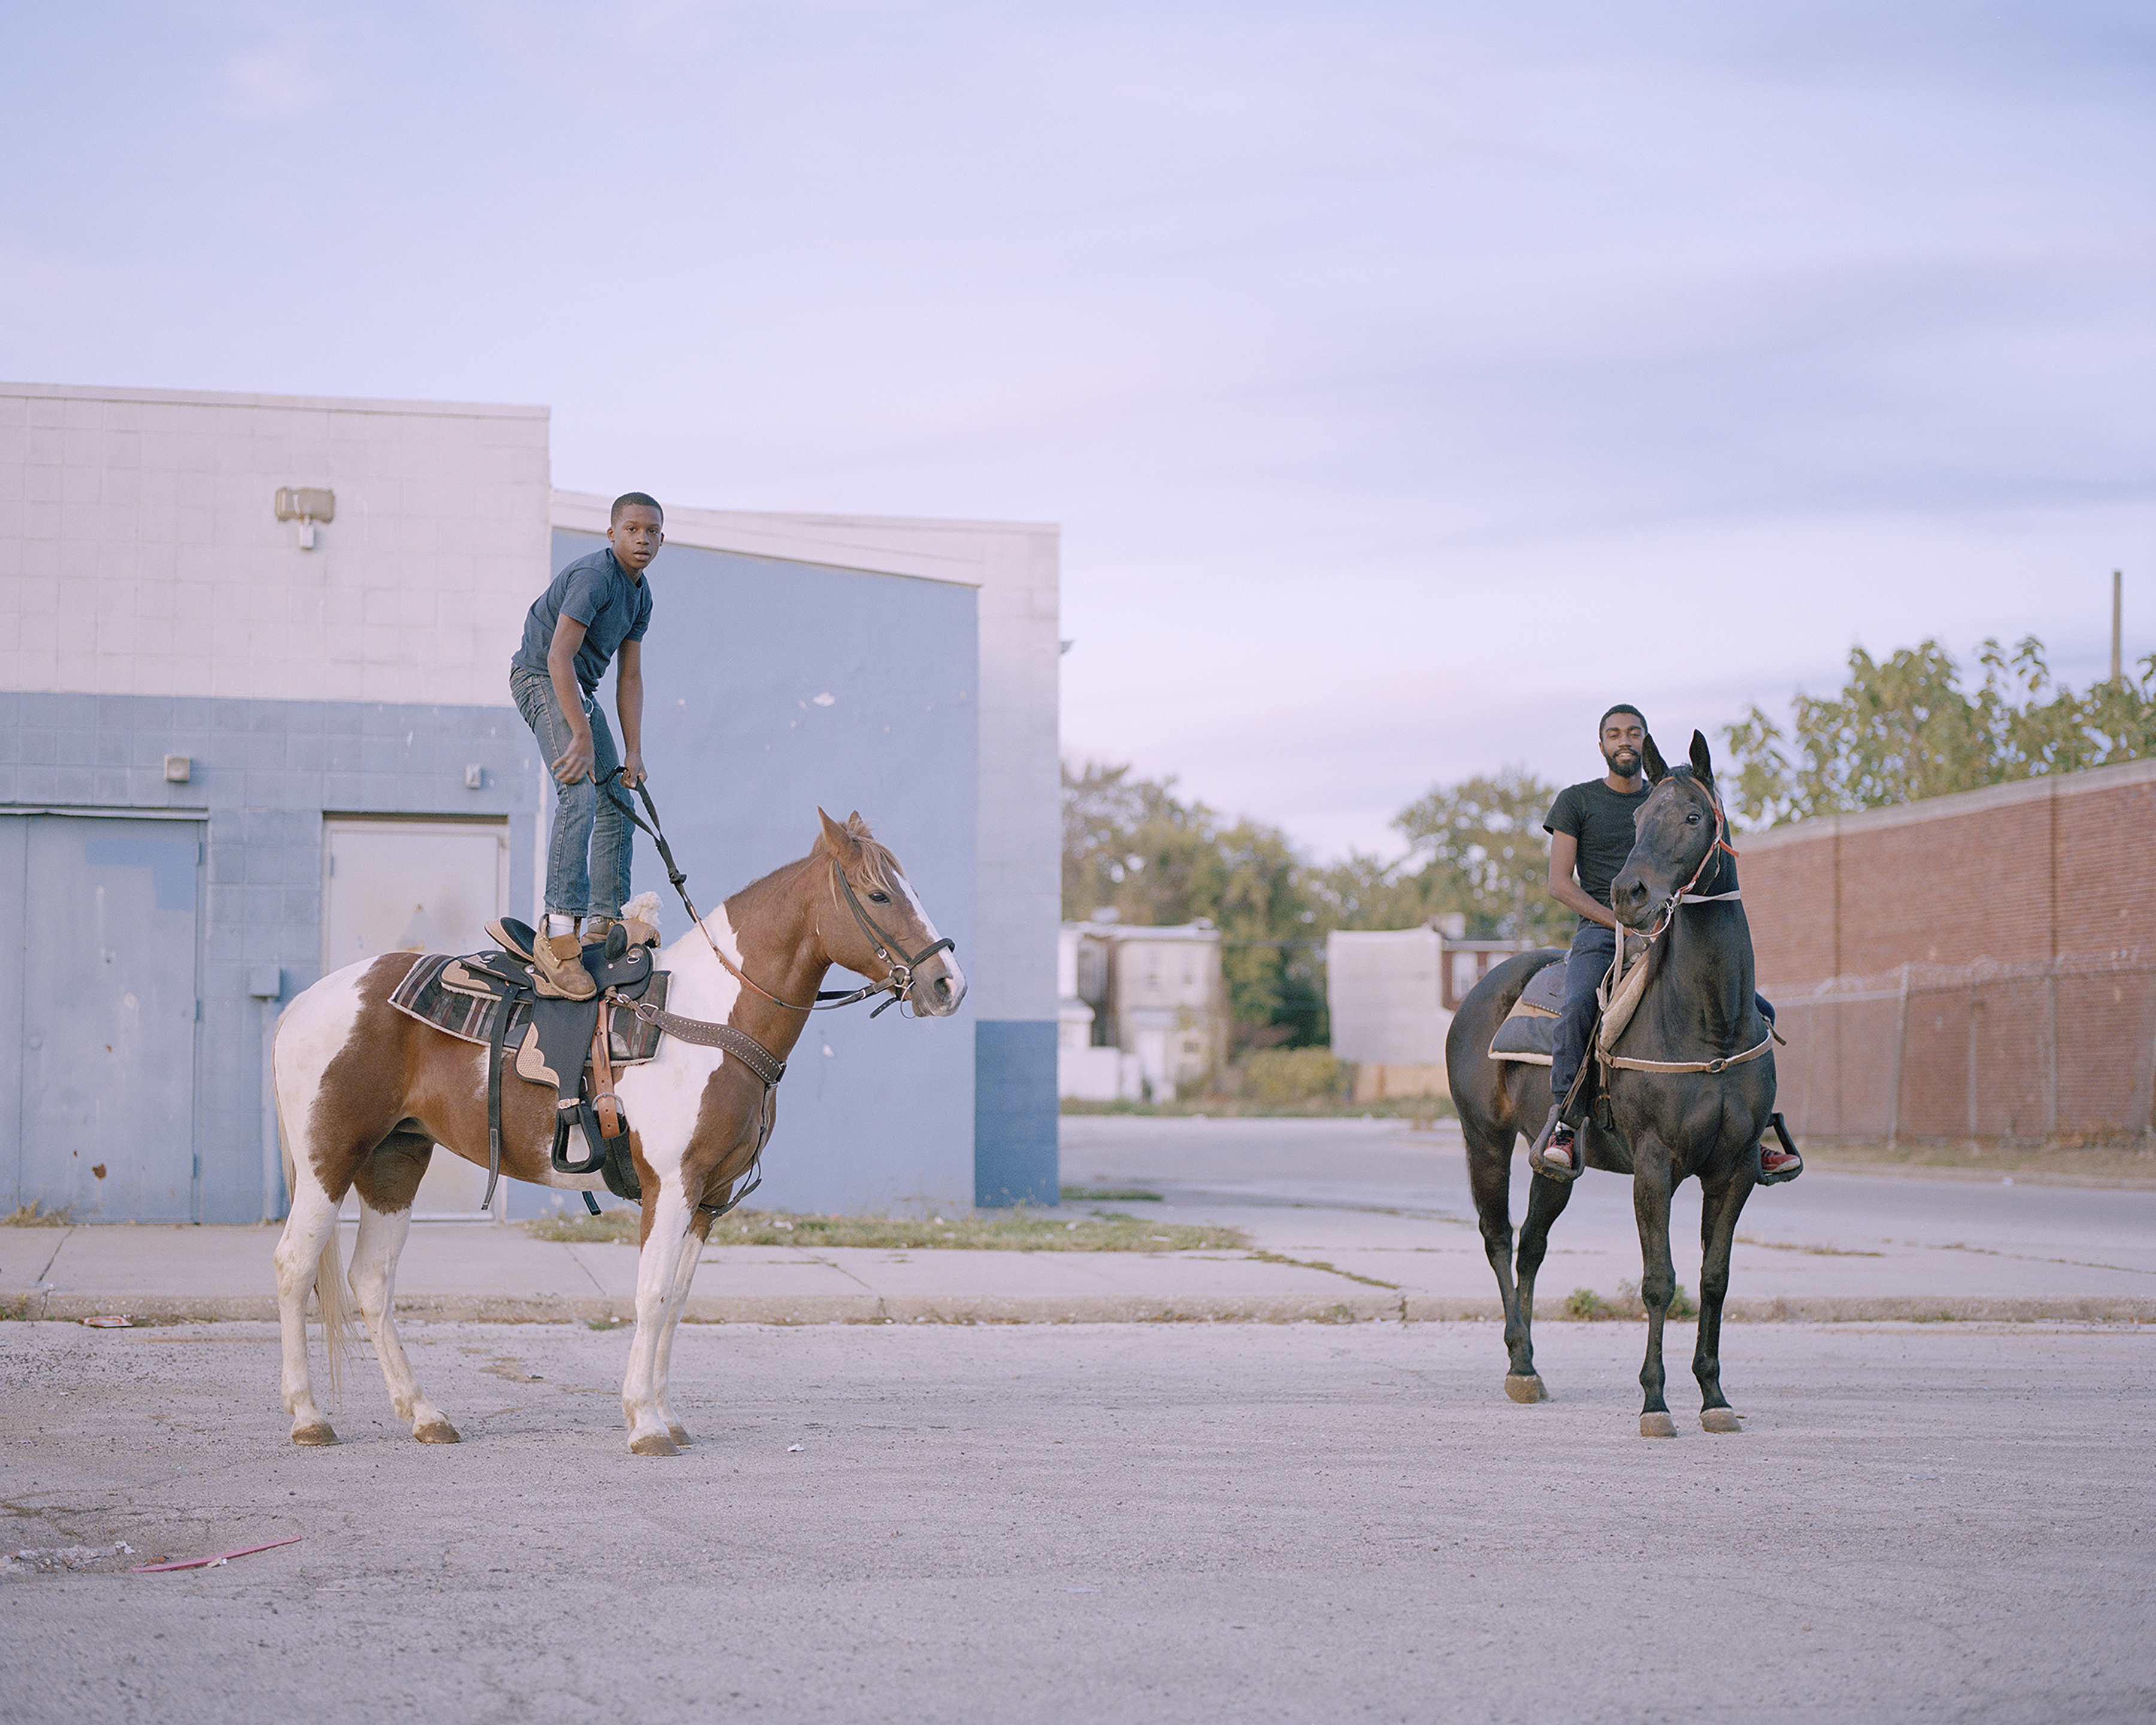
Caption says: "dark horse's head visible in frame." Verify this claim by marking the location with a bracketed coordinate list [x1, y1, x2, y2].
[1609, 729, 1734, 930]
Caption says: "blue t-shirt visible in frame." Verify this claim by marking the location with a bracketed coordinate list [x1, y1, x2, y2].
[511, 548, 653, 693]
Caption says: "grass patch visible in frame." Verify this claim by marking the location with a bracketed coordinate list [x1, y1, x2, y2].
[1565, 1287, 1615, 1320]
[523, 1206, 1247, 1253]
[1563, 1281, 1701, 1320]
[1060, 1095, 1455, 1123]
[1247, 1249, 1399, 1291]
[3, 1201, 72, 1227]
[1059, 1185, 1164, 1203]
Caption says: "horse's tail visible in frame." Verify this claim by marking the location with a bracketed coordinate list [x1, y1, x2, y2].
[312, 1228, 355, 1400]
[274, 1023, 355, 1399]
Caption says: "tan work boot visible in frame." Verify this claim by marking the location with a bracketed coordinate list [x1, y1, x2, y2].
[531, 931, 596, 1001]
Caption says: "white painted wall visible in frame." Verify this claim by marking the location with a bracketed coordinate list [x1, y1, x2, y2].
[552, 490, 1061, 1027]
[0, 382, 552, 704]
[1327, 927, 1452, 1064]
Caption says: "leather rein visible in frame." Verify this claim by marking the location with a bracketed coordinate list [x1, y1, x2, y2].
[601, 773, 955, 1020]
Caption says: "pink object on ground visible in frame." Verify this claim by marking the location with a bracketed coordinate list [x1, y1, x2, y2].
[131, 1536, 301, 1573]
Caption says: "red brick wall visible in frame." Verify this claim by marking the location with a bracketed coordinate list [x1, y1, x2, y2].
[1742, 762, 2156, 984]
[1736, 761, 2156, 1141]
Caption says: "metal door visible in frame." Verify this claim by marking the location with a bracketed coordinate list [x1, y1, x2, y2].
[13, 816, 202, 1223]
[322, 818, 509, 1218]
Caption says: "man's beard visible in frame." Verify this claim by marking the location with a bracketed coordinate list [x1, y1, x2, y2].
[1609, 748, 1640, 773]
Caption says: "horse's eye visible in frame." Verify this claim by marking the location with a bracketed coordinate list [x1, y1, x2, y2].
[869, 890, 891, 904]
[1685, 811, 1700, 823]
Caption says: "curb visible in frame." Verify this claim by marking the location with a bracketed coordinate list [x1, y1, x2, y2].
[13, 1290, 2155, 1326]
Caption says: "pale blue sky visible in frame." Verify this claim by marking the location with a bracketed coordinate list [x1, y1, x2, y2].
[5, 2, 2149, 855]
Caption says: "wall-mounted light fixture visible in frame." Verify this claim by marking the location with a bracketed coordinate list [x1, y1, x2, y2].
[274, 486, 337, 550]
[163, 754, 192, 783]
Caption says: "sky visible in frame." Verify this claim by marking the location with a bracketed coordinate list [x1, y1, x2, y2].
[4, 1, 2149, 859]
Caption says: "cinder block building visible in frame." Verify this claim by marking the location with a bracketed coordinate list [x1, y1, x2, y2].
[1739, 759, 2156, 1144]
[0, 381, 1060, 1223]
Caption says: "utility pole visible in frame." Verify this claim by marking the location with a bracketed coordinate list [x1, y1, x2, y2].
[2113, 569, 2124, 684]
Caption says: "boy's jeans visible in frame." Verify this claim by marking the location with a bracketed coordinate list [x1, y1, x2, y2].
[511, 666, 631, 920]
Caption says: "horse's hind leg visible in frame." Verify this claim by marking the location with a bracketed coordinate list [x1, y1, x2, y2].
[1693, 1167, 1754, 1433]
[347, 1190, 460, 1444]
[1510, 1167, 1576, 1399]
[272, 1179, 344, 1446]
[1465, 1121, 1552, 1401]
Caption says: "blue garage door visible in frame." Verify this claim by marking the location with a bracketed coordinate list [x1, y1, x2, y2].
[2, 815, 202, 1223]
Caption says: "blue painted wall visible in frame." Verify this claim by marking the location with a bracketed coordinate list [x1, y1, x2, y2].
[551, 530, 979, 1215]
[0, 690, 535, 1222]
[974, 1020, 1058, 1206]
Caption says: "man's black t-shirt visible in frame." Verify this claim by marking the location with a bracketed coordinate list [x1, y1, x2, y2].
[1545, 778, 1652, 922]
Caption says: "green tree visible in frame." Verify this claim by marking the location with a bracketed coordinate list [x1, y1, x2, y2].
[1722, 637, 2156, 826]
[1060, 762, 1324, 1048]
[1391, 765, 1568, 942]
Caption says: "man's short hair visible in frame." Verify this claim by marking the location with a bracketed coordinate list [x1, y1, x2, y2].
[610, 492, 663, 525]
[1600, 703, 1646, 731]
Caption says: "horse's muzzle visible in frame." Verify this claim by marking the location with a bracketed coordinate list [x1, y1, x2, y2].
[1609, 869, 1660, 929]
[910, 953, 967, 1018]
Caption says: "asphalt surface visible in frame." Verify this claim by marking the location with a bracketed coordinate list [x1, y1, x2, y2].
[2, 1318, 2152, 1724]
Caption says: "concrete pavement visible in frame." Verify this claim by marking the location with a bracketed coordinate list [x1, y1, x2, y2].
[5, 1118, 2152, 1324]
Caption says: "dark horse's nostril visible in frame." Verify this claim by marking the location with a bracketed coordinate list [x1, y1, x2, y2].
[934, 976, 953, 998]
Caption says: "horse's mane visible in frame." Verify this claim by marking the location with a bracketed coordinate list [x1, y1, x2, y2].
[728, 816, 903, 904]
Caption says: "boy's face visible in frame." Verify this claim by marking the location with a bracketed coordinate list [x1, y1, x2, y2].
[608, 505, 664, 575]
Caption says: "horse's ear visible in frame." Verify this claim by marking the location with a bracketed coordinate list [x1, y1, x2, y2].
[1641, 732, 1669, 784]
[1689, 729, 1713, 782]
[816, 807, 859, 857]
[846, 810, 872, 839]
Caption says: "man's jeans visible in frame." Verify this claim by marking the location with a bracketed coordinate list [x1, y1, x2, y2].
[1546, 920, 1779, 1120]
[511, 666, 630, 920]
[1548, 923, 1615, 1117]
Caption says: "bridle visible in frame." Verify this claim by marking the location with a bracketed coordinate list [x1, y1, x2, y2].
[1641, 771, 1742, 942]
[601, 773, 953, 1018]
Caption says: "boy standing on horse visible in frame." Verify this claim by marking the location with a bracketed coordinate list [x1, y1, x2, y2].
[1531, 703, 1802, 1185]
[509, 493, 661, 1001]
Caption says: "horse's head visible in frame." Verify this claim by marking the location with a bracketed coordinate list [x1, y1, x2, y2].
[814, 809, 968, 1018]
[1609, 730, 1731, 930]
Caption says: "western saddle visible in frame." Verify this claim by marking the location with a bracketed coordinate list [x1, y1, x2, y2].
[387, 918, 783, 1216]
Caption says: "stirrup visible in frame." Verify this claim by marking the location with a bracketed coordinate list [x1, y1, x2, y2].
[1758, 1112, 1803, 1185]
[1529, 1106, 1582, 1183]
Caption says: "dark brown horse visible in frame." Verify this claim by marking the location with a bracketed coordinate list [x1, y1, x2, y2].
[1445, 731, 1774, 1436]
[271, 810, 965, 1456]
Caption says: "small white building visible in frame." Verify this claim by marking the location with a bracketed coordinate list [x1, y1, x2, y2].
[1326, 918, 1532, 1101]
[1057, 915, 1227, 1102]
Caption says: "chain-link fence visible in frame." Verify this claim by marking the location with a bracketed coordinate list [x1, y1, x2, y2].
[1766, 951, 2156, 1144]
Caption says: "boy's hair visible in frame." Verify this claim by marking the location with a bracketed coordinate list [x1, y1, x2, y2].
[1599, 703, 1646, 730]
[610, 492, 663, 525]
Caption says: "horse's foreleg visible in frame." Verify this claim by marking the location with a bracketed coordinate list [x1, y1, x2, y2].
[1693, 1168, 1753, 1432]
[272, 1181, 343, 1445]
[1631, 1153, 1679, 1438]
[620, 1186, 699, 1456]
[651, 1214, 710, 1445]
[1509, 1165, 1576, 1402]
[347, 1199, 459, 1443]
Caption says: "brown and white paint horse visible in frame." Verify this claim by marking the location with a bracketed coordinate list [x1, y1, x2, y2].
[271, 810, 965, 1456]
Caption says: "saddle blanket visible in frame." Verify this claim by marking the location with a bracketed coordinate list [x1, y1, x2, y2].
[388, 952, 671, 1071]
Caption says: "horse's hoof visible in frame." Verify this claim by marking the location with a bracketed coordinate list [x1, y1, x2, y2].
[1504, 1374, 1549, 1404]
[414, 1418, 462, 1444]
[629, 1431, 681, 1457]
[1701, 1408, 1743, 1433]
[667, 1424, 691, 1446]
[1639, 1412, 1678, 1438]
[291, 1421, 337, 1447]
